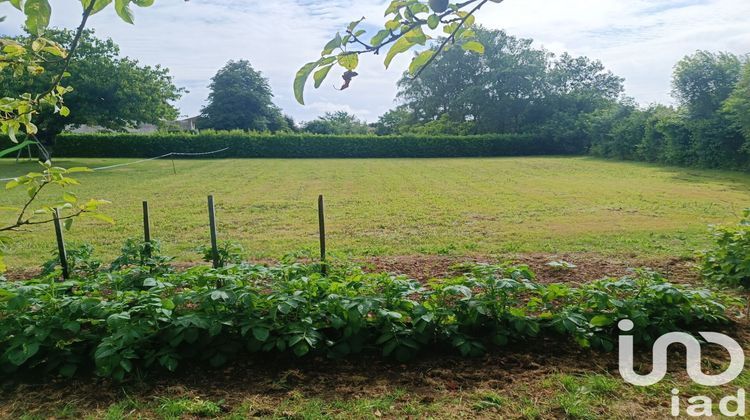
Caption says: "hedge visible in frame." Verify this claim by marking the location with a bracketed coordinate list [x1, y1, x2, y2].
[4, 132, 579, 159]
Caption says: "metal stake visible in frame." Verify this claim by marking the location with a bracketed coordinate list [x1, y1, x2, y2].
[53, 209, 69, 280]
[318, 194, 327, 275]
[208, 195, 220, 268]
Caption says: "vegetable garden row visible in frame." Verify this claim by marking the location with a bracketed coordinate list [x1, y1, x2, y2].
[0, 240, 740, 381]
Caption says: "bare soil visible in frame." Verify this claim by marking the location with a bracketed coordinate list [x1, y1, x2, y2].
[362, 252, 701, 285]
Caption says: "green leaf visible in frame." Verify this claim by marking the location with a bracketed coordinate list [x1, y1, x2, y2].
[294, 61, 319, 105]
[427, 14, 440, 30]
[63, 191, 77, 203]
[252, 327, 270, 342]
[409, 50, 435, 75]
[370, 29, 390, 47]
[347, 17, 364, 32]
[9, 0, 23, 11]
[404, 27, 427, 45]
[114, 0, 134, 23]
[64, 218, 73, 231]
[5, 179, 19, 190]
[83, 0, 113, 14]
[461, 40, 485, 54]
[384, 36, 414, 69]
[0, 140, 38, 158]
[322, 33, 342, 56]
[7, 342, 40, 366]
[313, 64, 334, 89]
[24, 0, 51, 36]
[337, 53, 359, 71]
[293, 342, 309, 357]
[6, 125, 17, 143]
[63, 321, 81, 333]
[159, 355, 178, 371]
[589, 315, 614, 327]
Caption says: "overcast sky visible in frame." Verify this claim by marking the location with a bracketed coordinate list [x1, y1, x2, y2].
[1, 0, 749, 122]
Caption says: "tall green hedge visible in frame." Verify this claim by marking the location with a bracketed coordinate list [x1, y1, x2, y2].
[5, 132, 576, 159]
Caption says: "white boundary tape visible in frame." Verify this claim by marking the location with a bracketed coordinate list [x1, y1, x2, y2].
[0, 147, 231, 181]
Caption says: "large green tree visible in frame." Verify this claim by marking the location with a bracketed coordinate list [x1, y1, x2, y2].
[1, 28, 183, 144]
[588, 51, 750, 170]
[672, 51, 747, 167]
[395, 29, 550, 133]
[198, 60, 288, 132]
[302, 111, 370, 135]
[723, 62, 750, 142]
[387, 28, 623, 149]
[672, 51, 745, 119]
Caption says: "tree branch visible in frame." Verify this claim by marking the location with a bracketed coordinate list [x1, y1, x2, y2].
[35, 0, 96, 103]
[341, 0, 486, 57]
[14, 178, 48, 227]
[412, 0, 493, 79]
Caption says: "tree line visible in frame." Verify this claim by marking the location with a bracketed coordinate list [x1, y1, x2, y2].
[587, 51, 750, 169]
[4, 27, 749, 171]
[375, 28, 750, 170]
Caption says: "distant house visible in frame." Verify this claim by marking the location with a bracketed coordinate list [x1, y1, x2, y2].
[176, 116, 199, 132]
[66, 123, 160, 134]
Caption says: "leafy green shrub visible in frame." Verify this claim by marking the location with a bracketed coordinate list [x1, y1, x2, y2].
[197, 241, 245, 267]
[0, 131, 573, 159]
[702, 211, 750, 289]
[41, 243, 101, 278]
[0, 255, 739, 381]
[110, 238, 173, 272]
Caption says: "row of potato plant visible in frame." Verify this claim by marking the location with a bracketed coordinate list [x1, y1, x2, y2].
[0, 240, 741, 381]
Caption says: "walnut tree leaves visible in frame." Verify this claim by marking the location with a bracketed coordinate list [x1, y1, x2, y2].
[0, 0, 156, 142]
[294, 0, 500, 105]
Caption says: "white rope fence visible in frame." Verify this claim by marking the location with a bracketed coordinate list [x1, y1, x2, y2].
[0, 147, 231, 181]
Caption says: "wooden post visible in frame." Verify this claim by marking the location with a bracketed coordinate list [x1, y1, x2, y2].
[207, 195, 220, 268]
[171, 159, 177, 175]
[318, 194, 327, 275]
[142, 201, 151, 258]
[53, 209, 69, 280]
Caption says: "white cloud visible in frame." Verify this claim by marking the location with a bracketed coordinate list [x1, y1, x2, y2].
[1, 0, 749, 122]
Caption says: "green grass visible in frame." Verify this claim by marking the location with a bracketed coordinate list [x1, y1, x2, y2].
[2, 156, 750, 268]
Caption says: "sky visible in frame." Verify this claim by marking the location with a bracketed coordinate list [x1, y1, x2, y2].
[1, 0, 749, 123]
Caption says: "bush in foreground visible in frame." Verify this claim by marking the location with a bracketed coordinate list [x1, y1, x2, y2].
[0, 245, 740, 381]
[702, 210, 750, 290]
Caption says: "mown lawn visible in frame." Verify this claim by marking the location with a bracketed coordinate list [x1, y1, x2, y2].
[2, 156, 749, 269]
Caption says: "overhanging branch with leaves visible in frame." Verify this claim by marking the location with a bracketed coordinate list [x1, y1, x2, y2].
[294, 0, 505, 105]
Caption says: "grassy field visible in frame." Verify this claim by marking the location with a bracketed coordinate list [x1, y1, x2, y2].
[2, 156, 749, 269]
